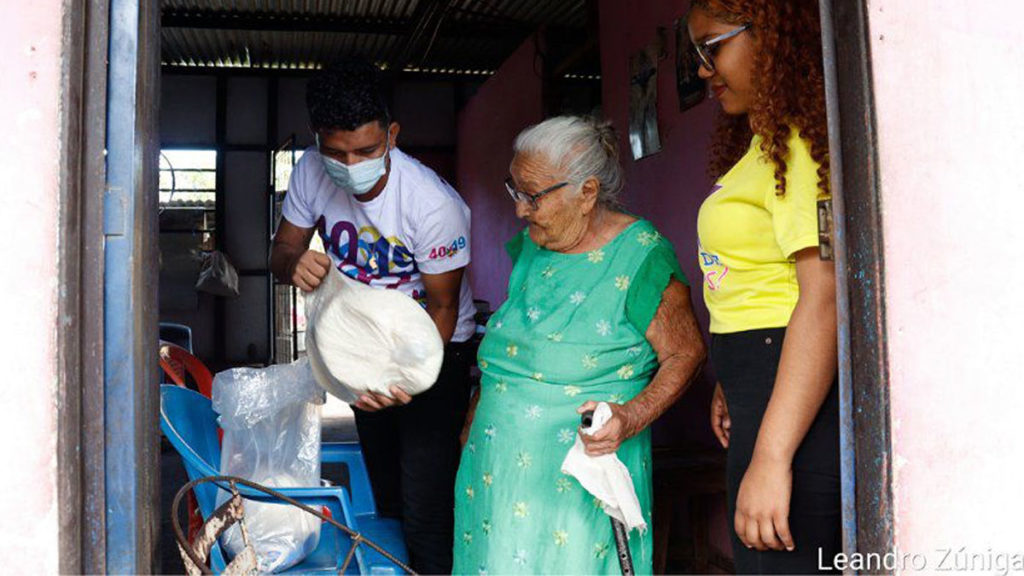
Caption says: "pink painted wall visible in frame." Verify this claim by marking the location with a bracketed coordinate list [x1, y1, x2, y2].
[456, 37, 545, 308]
[0, 0, 63, 572]
[867, 0, 1024, 564]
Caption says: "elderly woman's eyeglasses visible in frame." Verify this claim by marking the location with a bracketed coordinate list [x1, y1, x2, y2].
[505, 176, 569, 210]
[692, 23, 751, 73]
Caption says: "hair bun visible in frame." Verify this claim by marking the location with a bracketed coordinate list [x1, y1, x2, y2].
[588, 117, 619, 163]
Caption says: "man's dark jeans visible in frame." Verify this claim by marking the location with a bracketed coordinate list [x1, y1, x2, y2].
[353, 341, 473, 574]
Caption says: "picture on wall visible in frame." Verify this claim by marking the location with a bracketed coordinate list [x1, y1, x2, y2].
[675, 17, 706, 112]
[628, 31, 665, 160]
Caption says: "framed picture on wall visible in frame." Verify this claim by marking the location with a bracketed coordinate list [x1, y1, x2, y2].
[628, 31, 665, 160]
[675, 18, 706, 112]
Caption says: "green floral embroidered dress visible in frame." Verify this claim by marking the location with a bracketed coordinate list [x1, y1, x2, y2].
[453, 219, 686, 575]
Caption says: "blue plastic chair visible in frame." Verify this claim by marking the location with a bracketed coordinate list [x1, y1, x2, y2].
[159, 322, 193, 385]
[160, 384, 408, 574]
[160, 322, 194, 353]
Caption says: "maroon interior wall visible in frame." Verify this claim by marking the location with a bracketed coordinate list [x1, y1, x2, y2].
[598, 0, 732, 558]
[455, 37, 544, 310]
[598, 0, 719, 449]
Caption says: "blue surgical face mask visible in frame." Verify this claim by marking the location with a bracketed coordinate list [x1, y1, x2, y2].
[317, 134, 390, 196]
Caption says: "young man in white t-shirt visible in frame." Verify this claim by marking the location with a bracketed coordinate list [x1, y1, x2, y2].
[270, 59, 475, 573]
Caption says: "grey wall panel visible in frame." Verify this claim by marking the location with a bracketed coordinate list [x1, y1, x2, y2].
[277, 78, 313, 147]
[226, 76, 268, 145]
[393, 81, 456, 147]
[158, 232, 200, 311]
[191, 296, 218, 362]
[224, 276, 270, 363]
[157, 224, 218, 364]
[223, 151, 269, 270]
[161, 75, 216, 145]
[277, 78, 456, 148]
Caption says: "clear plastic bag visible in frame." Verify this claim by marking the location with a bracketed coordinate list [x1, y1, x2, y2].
[212, 358, 326, 573]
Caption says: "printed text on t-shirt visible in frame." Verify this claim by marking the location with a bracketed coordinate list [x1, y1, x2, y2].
[317, 217, 417, 288]
[699, 242, 729, 292]
[429, 236, 467, 260]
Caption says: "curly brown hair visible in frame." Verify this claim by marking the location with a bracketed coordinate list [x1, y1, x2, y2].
[692, 0, 830, 196]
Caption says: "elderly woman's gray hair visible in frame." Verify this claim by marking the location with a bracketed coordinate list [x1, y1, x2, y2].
[513, 116, 624, 207]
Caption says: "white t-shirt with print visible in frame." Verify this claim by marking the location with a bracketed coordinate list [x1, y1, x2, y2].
[282, 146, 476, 343]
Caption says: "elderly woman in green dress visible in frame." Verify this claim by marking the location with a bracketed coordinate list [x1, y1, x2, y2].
[453, 116, 707, 574]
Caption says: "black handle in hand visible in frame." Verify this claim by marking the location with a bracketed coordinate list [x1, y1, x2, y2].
[581, 409, 595, 428]
[578, 409, 633, 575]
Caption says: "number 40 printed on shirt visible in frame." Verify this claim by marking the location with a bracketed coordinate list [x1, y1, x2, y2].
[429, 236, 467, 260]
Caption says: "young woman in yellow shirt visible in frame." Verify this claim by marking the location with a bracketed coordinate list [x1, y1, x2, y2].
[688, 1, 840, 573]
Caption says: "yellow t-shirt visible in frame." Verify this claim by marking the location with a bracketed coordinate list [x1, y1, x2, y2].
[697, 132, 821, 334]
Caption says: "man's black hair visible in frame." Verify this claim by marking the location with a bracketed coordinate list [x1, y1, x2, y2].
[306, 59, 391, 132]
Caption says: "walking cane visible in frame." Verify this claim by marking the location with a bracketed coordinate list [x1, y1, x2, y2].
[581, 410, 635, 576]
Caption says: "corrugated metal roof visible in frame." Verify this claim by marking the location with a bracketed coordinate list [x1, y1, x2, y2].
[162, 0, 422, 20]
[444, 0, 586, 28]
[161, 0, 594, 75]
[163, 28, 407, 69]
[161, 198, 217, 209]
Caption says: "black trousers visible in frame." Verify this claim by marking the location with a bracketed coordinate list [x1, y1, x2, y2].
[712, 328, 842, 575]
[352, 341, 473, 575]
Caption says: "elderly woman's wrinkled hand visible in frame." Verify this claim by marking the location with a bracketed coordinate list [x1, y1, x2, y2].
[575, 400, 640, 456]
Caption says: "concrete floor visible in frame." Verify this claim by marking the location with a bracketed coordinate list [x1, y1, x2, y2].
[157, 395, 358, 574]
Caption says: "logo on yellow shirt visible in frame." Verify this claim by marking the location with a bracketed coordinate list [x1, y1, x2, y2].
[699, 242, 729, 291]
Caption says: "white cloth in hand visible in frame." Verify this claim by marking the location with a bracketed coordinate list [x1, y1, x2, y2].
[560, 402, 647, 534]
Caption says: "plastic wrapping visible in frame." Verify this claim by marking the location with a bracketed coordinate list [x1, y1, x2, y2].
[196, 250, 240, 297]
[212, 358, 326, 573]
[305, 266, 444, 403]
